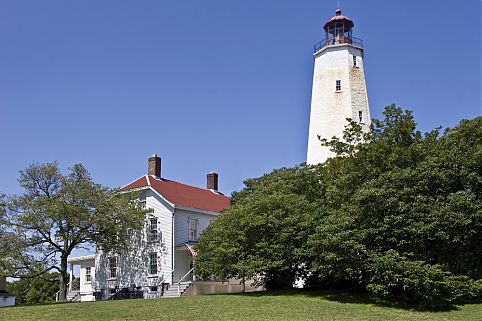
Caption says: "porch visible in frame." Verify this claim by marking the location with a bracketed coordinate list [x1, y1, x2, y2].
[58, 255, 95, 302]
[174, 244, 197, 283]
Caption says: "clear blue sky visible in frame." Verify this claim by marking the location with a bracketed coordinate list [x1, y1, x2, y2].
[1, 0, 481, 196]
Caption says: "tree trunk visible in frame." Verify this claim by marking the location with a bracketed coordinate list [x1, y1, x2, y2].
[58, 253, 69, 301]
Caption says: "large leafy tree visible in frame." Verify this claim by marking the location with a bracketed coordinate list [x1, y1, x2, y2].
[3, 162, 147, 301]
[195, 165, 322, 290]
[309, 106, 482, 308]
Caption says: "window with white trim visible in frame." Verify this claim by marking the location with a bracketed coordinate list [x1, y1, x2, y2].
[108, 257, 117, 279]
[336, 80, 341, 91]
[148, 217, 158, 242]
[149, 252, 158, 275]
[85, 267, 92, 283]
[188, 218, 198, 241]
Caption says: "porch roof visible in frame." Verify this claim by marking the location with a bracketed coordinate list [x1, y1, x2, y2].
[67, 255, 95, 263]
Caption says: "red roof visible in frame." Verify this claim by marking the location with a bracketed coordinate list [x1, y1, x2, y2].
[324, 9, 354, 30]
[121, 175, 230, 213]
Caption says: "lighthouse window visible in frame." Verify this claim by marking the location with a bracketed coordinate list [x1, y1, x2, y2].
[359, 111, 363, 122]
[353, 55, 357, 67]
[336, 80, 341, 91]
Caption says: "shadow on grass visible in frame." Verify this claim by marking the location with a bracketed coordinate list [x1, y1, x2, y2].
[5, 300, 80, 309]
[231, 288, 459, 312]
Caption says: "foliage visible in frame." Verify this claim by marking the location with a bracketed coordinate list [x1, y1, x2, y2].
[1, 194, 30, 277]
[308, 106, 482, 308]
[2, 163, 148, 300]
[197, 104, 482, 309]
[366, 250, 462, 309]
[195, 165, 322, 289]
[6, 272, 60, 305]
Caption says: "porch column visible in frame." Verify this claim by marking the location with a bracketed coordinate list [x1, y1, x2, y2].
[69, 263, 73, 292]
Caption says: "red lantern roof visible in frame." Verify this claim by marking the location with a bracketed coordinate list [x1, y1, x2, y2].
[323, 8, 354, 30]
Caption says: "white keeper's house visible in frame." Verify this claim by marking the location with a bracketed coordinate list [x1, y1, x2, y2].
[67, 154, 231, 301]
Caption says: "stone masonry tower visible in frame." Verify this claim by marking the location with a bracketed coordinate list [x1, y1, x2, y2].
[306, 8, 371, 165]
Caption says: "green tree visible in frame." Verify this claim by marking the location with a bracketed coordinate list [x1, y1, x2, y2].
[0, 195, 28, 277]
[309, 106, 482, 308]
[196, 165, 322, 290]
[3, 162, 148, 301]
[6, 272, 60, 305]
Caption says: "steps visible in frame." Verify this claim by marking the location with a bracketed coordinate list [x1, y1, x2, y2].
[162, 282, 191, 298]
[66, 291, 80, 301]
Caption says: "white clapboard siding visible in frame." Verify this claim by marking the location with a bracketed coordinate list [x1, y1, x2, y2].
[95, 189, 174, 292]
[174, 209, 217, 245]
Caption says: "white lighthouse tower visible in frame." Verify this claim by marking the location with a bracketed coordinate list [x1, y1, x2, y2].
[306, 8, 371, 165]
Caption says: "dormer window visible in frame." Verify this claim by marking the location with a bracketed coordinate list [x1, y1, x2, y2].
[336, 80, 341, 91]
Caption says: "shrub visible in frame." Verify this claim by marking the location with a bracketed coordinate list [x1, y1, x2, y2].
[367, 250, 460, 309]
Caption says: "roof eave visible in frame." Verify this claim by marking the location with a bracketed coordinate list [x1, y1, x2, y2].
[174, 205, 224, 216]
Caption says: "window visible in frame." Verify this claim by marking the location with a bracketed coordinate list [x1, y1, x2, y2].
[125, 228, 132, 240]
[138, 192, 146, 209]
[108, 257, 117, 279]
[149, 252, 158, 275]
[359, 111, 363, 123]
[336, 80, 341, 91]
[188, 218, 198, 241]
[85, 267, 92, 283]
[353, 55, 357, 67]
[148, 217, 158, 242]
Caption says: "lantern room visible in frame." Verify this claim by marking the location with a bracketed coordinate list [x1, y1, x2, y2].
[315, 8, 363, 51]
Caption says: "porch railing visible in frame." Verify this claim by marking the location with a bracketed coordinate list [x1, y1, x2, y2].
[177, 268, 194, 297]
[55, 281, 79, 302]
[161, 269, 175, 285]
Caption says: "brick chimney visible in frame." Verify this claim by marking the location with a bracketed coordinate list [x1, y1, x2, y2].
[207, 172, 218, 191]
[148, 154, 161, 178]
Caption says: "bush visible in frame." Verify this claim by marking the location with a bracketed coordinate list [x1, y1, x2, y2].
[367, 250, 460, 309]
[452, 278, 482, 304]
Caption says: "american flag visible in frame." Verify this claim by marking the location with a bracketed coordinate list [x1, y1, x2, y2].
[185, 243, 197, 257]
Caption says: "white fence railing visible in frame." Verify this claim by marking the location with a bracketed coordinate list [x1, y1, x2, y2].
[177, 268, 194, 297]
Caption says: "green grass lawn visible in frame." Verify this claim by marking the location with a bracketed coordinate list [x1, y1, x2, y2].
[1, 291, 481, 321]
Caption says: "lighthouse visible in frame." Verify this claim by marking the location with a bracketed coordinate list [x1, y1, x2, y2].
[306, 8, 371, 165]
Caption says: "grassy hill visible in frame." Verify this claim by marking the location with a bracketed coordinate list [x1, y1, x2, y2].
[1, 291, 481, 321]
